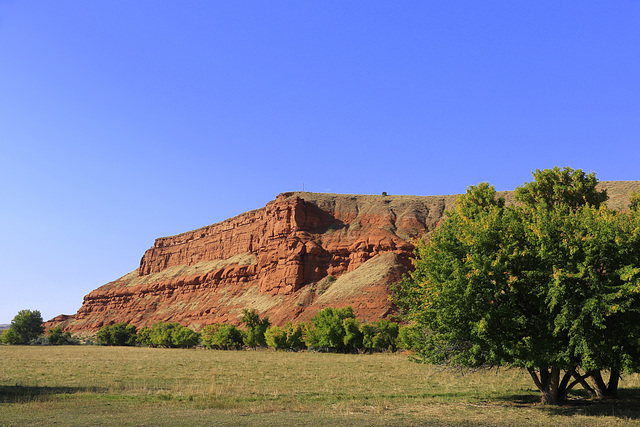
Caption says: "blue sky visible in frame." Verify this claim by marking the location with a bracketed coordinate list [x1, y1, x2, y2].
[1, 2, 639, 324]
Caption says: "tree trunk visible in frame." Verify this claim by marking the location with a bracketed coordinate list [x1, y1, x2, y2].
[589, 370, 620, 399]
[590, 371, 607, 398]
[528, 367, 565, 405]
[607, 369, 620, 398]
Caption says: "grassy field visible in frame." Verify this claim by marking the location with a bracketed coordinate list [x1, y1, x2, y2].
[1, 346, 640, 426]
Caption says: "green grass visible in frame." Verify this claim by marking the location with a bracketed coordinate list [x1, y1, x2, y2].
[1, 346, 640, 426]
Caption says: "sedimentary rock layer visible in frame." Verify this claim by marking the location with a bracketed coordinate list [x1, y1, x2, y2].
[49, 192, 457, 332]
[48, 181, 638, 333]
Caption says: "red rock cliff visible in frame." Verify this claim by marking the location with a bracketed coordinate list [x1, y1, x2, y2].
[48, 192, 457, 332]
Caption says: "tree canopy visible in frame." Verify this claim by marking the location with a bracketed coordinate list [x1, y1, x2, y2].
[395, 168, 640, 404]
[4, 310, 44, 345]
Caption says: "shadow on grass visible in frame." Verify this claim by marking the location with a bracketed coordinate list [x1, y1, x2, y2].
[0, 385, 107, 403]
[502, 388, 640, 420]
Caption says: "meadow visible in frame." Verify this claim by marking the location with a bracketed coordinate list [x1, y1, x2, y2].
[2, 346, 640, 426]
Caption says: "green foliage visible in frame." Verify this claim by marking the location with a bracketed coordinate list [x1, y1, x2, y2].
[201, 323, 244, 350]
[342, 317, 363, 352]
[397, 324, 421, 350]
[264, 322, 307, 351]
[302, 307, 402, 353]
[241, 309, 270, 348]
[284, 321, 305, 349]
[361, 320, 399, 353]
[47, 326, 77, 345]
[171, 324, 200, 348]
[136, 326, 152, 346]
[374, 319, 399, 352]
[304, 307, 356, 352]
[7, 310, 44, 345]
[139, 322, 200, 348]
[96, 323, 137, 346]
[629, 188, 640, 211]
[265, 325, 288, 350]
[515, 166, 608, 210]
[395, 167, 640, 404]
[456, 182, 505, 217]
[1, 327, 22, 345]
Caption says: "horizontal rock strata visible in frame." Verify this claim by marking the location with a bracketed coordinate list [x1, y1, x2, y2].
[47, 181, 638, 332]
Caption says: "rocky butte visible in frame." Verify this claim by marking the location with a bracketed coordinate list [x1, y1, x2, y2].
[47, 182, 638, 333]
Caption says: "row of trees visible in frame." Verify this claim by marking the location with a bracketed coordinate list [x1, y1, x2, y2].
[395, 167, 640, 405]
[1, 307, 408, 353]
[1, 310, 79, 345]
[92, 308, 408, 353]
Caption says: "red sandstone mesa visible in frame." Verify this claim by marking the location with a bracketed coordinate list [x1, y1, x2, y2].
[47, 192, 457, 332]
[46, 182, 637, 333]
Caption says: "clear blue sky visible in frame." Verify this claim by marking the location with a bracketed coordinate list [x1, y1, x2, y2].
[1, 2, 639, 324]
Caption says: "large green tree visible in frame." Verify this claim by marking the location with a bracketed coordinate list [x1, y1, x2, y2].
[6, 310, 44, 345]
[395, 168, 640, 404]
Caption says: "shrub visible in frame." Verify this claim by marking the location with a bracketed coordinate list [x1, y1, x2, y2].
[136, 326, 152, 346]
[241, 309, 270, 348]
[372, 319, 399, 352]
[140, 322, 200, 348]
[96, 322, 137, 346]
[304, 306, 356, 352]
[284, 321, 305, 350]
[202, 323, 244, 350]
[361, 319, 400, 353]
[342, 317, 363, 352]
[171, 324, 200, 348]
[47, 326, 78, 345]
[265, 325, 288, 350]
[29, 336, 50, 346]
[265, 322, 307, 351]
[1, 328, 21, 345]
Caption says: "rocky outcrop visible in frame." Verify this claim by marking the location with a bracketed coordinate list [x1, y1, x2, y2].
[48, 192, 457, 332]
[47, 182, 640, 333]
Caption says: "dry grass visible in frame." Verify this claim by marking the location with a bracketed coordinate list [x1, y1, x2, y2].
[103, 252, 258, 291]
[315, 253, 397, 303]
[2, 346, 640, 426]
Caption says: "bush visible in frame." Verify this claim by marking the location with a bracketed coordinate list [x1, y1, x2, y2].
[241, 309, 270, 348]
[361, 319, 400, 353]
[1, 328, 21, 345]
[136, 326, 152, 346]
[373, 319, 399, 352]
[201, 323, 244, 350]
[171, 324, 200, 348]
[96, 322, 137, 346]
[342, 317, 363, 352]
[46, 326, 78, 345]
[139, 322, 200, 348]
[304, 306, 357, 352]
[284, 321, 305, 350]
[265, 325, 288, 350]
[29, 336, 50, 346]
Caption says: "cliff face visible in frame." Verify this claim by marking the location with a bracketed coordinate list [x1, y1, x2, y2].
[49, 192, 457, 332]
[46, 181, 640, 333]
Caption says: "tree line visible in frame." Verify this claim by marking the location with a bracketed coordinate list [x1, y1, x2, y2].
[2, 307, 414, 353]
[95, 307, 411, 353]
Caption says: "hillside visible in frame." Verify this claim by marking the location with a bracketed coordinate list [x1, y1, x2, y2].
[47, 181, 639, 332]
